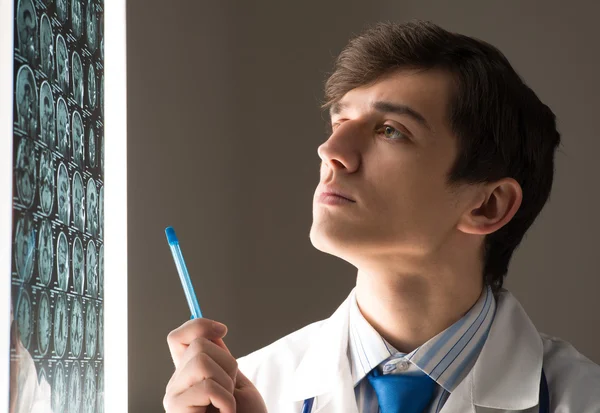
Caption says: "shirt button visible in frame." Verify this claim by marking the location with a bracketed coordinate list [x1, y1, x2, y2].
[396, 360, 409, 371]
[383, 358, 410, 373]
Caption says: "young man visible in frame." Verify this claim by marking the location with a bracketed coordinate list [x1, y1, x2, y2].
[164, 20, 600, 413]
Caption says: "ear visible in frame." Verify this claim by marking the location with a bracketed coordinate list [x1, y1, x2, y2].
[457, 178, 523, 236]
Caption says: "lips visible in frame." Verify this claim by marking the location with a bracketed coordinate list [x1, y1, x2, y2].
[319, 186, 355, 202]
[321, 192, 354, 201]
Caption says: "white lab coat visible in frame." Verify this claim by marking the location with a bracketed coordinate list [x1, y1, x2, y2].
[237, 288, 600, 413]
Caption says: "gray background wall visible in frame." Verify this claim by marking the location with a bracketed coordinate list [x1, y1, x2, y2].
[126, 1, 600, 411]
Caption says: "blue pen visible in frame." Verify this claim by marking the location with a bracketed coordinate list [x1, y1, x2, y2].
[165, 226, 203, 319]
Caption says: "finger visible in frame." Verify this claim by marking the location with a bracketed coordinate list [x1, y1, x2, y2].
[177, 338, 238, 383]
[167, 318, 228, 368]
[211, 337, 232, 355]
[234, 367, 253, 390]
[164, 378, 235, 413]
[169, 351, 235, 395]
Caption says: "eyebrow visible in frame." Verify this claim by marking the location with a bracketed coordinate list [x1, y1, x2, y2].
[330, 100, 432, 132]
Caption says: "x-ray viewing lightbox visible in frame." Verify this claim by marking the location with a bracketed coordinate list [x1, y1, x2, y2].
[1, 0, 127, 411]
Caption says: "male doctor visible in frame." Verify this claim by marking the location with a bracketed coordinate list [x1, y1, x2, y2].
[163, 20, 600, 413]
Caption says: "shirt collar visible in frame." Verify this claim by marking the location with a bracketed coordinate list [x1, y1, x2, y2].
[348, 285, 496, 393]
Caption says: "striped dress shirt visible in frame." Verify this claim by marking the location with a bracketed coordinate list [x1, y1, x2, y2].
[348, 285, 497, 413]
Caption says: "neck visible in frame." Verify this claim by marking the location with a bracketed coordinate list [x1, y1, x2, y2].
[354, 253, 484, 354]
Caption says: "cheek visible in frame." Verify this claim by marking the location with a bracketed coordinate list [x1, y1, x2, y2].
[375, 158, 454, 220]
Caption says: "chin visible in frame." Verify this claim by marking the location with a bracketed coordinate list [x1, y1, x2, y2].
[309, 221, 361, 261]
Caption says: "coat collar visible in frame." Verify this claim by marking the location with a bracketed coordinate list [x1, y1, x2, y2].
[460, 289, 544, 410]
[280, 287, 544, 412]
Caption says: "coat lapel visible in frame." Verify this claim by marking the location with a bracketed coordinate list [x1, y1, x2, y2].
[440, 289, 544, 413]
[279, 289, 359, 413]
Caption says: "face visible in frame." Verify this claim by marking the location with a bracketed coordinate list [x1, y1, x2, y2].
[310, 69, 475, 270]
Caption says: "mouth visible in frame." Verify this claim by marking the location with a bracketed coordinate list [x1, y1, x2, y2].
[322, 192, 354, 201]
[318, 184, 355, 202]
[317, 191, 356, 205]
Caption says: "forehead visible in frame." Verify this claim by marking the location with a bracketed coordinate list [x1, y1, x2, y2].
[332, 68, 455, 134]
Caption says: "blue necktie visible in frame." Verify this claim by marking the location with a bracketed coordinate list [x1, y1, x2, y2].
[367, 368, 436, 413]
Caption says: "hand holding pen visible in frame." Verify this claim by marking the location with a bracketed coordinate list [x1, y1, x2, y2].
[163, 227, 268, 413]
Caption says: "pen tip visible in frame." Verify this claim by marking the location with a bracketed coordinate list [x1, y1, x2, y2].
[165, 226, 179, 245]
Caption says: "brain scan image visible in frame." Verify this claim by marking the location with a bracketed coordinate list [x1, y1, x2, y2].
[86, 0, 97, 52]
[15, 287, 33, 350]
[97, 364, 104, 413]
[71, 0, 83, 39]
[72, 111, 85, 169]
[98, 306, 103, 358]
[85, 300, 97, 357]
[72, 170, 85, 231]
[70, 297, 84, 357]
[100, 128, 104, 174]
[98, 244, 103, 298]
[40, 14, 54, 79]
[56, 231, 69, 291]
[14, 213, 35, 283]
[88, 126, 96, 168]
[17, 0, 37, 64]
[57, 162, 70, 224]
[87, 63, 97, 110]
[11, 0, 105, 409]
[39, 149, 54, 216]
[73, 51, 84, 108]
[52, 361, 67, 412]
[73, 236, 84, 295]
[86, 240, 98, 297]
[15, 137, 37, 208]
[39, 81, 56, 149]
[53, 293, 68, 357]
[16, 65, 38, 138]
[99, 186, 103, 239]
[56, 0, 68, 23]
[37, 218, 53, 286]
[37, 290, 52, 356]
[86, 179, 98, 236]
[56, 97, 70, 159]
[100, 74, 103, 117]
[99, 12, 104, 57]
[56, 34, 69, 93]
[38, 366, 48, 388]
[83, 362, 97, 413]
[68, 361, 82, 413]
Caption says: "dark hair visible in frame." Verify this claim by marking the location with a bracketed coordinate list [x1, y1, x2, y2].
[323, 20, 561, 294]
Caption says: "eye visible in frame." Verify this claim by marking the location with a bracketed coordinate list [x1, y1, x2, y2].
[379, 125, 407, 140]
[326, 121, 341, 136]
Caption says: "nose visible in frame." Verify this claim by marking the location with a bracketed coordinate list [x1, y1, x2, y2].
[317, 121, 362, 174]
